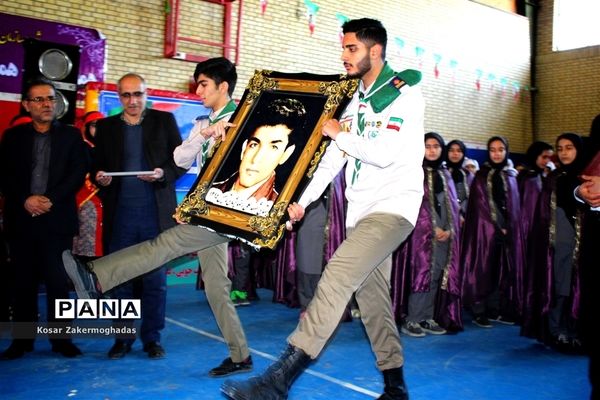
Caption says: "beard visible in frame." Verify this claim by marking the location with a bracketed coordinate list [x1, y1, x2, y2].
[347, 53, 372, 79]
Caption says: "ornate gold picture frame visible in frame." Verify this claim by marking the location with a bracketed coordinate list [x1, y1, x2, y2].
[176, 70, 357, 249]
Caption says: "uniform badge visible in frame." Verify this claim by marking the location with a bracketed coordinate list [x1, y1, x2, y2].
[386, 116, 403, 132]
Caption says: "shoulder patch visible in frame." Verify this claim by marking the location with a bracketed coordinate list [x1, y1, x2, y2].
[396, 69, 422, 86]
[390, 76, 407, 91]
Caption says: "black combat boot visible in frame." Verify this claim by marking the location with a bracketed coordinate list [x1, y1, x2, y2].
[221, 345, 311, 400]
[377, 367, 409, 400]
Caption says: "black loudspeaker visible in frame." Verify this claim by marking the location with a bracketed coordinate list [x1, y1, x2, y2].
[22, 39, 81, 125]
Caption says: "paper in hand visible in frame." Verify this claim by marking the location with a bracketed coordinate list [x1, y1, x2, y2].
[102, 171, 155, 177]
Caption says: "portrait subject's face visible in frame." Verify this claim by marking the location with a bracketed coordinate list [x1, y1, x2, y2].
[488, 140, 507, 164]
[237, 124, 295, 189]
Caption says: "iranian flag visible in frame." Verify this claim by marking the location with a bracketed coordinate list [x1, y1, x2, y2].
[386, 116, 403, 132]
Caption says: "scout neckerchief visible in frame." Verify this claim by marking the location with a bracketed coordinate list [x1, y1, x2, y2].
[201, 99, 237, 164]
[351, 62, 399, 185]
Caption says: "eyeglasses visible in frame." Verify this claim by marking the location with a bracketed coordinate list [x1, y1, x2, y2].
[27, 96, 57, 103]
[119, 91, 145, 99]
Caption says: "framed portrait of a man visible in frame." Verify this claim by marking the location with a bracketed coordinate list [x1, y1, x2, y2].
[176, 70, 357, 249]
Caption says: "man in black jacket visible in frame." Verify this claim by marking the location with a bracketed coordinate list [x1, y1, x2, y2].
[92, 73, 185, 359]
[0, 77, 87, 359]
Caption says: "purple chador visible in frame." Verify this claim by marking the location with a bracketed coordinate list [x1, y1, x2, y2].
[518, 168, 547, 336]
[518, 168, 545, 247]
[517, 141, 553, 251]
[461, 164, 525, 317]
[395, 166, 463, 330]
[521, 169, 582, 342]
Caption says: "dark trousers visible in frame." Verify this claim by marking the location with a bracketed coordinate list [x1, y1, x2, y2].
[231, 243, 251, 292]
[109, 203, 166, 345]
[8, 223, 73, 344]
[295, 196, 328, 309]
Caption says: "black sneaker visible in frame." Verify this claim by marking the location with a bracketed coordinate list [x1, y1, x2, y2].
[551, 334, 572, 353]
[489, 315, 515, 325]
[419, 319, 447, 335]
[209, 356, 253, 377]
[62, 250, 100, 299]
[473, 316, 492, 328]
[401, 321, 426, 337]
[569, 337, 585, 355]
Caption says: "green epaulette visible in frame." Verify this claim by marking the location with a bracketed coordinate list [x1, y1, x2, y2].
[396, 69, 422, 87]
[370, 69, 421, 113]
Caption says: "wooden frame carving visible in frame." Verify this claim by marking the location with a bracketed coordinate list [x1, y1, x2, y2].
[176, 70, 357, 249]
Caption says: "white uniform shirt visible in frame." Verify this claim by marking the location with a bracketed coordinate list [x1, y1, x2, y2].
[173, 102, 236, 173]
[299, 75, 425, 228]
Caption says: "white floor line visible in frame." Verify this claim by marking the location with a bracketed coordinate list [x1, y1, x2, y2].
[165, 316, 379, 398]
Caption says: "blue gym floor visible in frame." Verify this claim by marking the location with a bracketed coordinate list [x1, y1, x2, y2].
[0, 284, 590, 399]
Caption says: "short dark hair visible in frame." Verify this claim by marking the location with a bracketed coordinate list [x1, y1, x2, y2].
[342, 18, 387, 59]
[194, 57, 237, 97]
[22, 76, 56, 100]
[250, 98, 307, 149]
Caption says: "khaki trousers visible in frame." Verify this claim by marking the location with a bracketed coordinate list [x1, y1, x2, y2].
[288, 213, 414, 371]
[90, 224, 250, 362]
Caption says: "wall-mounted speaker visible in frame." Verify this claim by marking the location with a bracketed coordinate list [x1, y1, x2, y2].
[22, 39, 81, 125]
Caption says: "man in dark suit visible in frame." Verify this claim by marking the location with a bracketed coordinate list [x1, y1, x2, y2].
[92, 73, 185, 359]
[0, 77, 87, 359]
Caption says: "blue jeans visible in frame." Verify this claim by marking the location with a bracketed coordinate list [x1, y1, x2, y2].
[109, 202, 166, 345]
